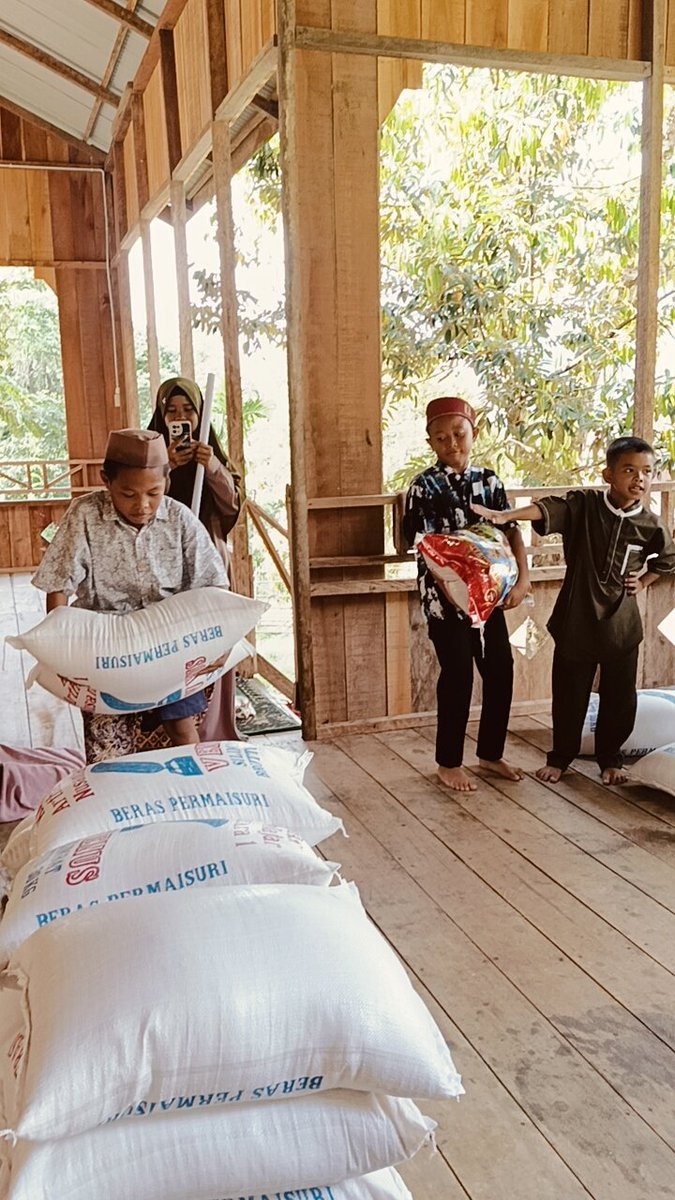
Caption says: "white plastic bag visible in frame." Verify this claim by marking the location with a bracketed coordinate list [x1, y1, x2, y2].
[0, 821, 339, 964]
[581, 688, 675, 757]
[0, 883, 463, 1141]
[5, 589, 266, 710]
[2, 741, 343, 874]
[1, 1094, 427, 1200]
[630, 742, 675, 797]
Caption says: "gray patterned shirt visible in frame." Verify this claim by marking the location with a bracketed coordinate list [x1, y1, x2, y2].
[32, 491, 228, 613]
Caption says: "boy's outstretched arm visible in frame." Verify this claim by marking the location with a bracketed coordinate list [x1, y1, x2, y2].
[46, 591, 69, 612]
[471, 501, 543, 525]
[503, 526, 531, 608]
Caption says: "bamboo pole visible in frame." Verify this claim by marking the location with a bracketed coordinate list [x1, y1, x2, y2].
[277, 0, 317, 740]
[211, 117, 255, 607]
[634, 0, 666, 442]
[170, 177, 195, 380]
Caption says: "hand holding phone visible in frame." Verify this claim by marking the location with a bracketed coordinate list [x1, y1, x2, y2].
[168, 420, 192, 449]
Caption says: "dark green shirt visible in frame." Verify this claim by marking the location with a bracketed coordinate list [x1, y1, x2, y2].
[533, 490, 675, 661]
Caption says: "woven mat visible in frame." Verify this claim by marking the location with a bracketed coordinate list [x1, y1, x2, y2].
[235, 677, 301, 737]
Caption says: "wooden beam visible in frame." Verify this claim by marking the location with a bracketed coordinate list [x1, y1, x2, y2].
[84, 0, 143, 144]
[212, 117, 255, 604]
[0, 27, 121, 106]
[159, 28, 182, 172]
[295, 25, 651, 82]
[206, 0, 229, 113]
[307, 493, 397, 509]
[170, 177, 195, 379]
[231, 113, 276, 171]
[277, 0, 316, 740]
[0, 258, 106, 268]
[634, 0, 666, 442]
[216, 38, 278, 122]
[116, 247, 139, 420]
[80, 0, 154, 38]
[131, 90, 149, 211]
[251, 93, 279, 121]
[111, 140, 128, 244]
[140, 219, 160, 401]
[256, 653, 296, 702]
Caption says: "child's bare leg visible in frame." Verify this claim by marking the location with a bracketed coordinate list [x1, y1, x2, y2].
[437, 765, 477, 792]
[601, 765, 630, 786]
[163, 716, 200, 746]
[479, 758, 524, 781]
[536, 764, 564, 783]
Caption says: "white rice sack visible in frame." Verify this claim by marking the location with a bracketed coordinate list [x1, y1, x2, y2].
[5, 588, 266, 710]
[2, 741, 342, 874]
[2, 1094, 427, 1200]
[0, 821, 339, 964]
[581, 688, 675, 757]
[630, 742, 675, 798]
[26, 638, 253, 716]
[0, 883, 463, 1141]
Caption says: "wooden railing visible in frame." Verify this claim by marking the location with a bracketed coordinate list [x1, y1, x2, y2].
[0, 459, 103, 501]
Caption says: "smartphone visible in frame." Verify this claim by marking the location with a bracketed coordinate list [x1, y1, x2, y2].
[168, 420, 192, 448]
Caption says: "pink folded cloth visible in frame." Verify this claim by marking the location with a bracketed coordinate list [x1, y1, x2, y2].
[0, 744, 85, 822]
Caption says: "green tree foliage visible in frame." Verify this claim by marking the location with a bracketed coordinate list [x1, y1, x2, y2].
[219, 71, 675, 488]
[0, 269, 67, 462]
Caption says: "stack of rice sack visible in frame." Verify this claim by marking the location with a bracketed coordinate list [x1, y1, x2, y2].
[582, 687, 675, 796]
[0, 740, 464, 1199]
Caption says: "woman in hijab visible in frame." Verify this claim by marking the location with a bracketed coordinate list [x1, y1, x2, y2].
[149, 376, 243, 741]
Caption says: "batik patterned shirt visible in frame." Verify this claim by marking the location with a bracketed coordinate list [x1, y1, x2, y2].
[403, 462, 513, 623]
[32, 491, 227, 613]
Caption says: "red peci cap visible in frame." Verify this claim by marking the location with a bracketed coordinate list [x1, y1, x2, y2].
[426, 396, 477, 431]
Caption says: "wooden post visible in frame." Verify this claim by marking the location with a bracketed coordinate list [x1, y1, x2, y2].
[277, 0, 317, 739]
[140, 219, 161, 401]
[117, 246, 139, 420]
[211, 118, 255, 608]
[170, 178, 195, 379]
[634, 0, 666, 441]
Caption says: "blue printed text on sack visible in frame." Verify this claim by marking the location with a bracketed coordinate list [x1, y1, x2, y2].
[95, 626, 223, 670]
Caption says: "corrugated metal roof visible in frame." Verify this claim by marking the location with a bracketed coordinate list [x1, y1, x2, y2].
[0, 0, 163, 151]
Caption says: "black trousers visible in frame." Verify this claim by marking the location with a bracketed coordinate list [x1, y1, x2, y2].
[428, 608, 514, 769]
[547, 643, 639, 771]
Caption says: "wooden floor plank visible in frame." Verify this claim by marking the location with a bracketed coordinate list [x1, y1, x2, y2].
[312, 744, 675, 1199]
[326, 735, 675, 1150]
[314, 780, 594, 1200]
[408, 727, 675, 975]
[0, 587, 31, 746]
[371, 728, 675, 1053]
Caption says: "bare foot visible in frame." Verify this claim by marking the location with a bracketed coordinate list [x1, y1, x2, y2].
[536, 765, 563, 783]
[437, 766, 477, 793]
[478, 758, 524, 782]
[602, 766, 629, 786]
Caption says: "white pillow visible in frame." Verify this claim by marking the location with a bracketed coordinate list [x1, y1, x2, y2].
[0, 883, 463, 1141]
[1, 1093, 428, 1200]
[2, 741, 343, 873]
[6, 588, 266, 709]
[630, 742, 675, 797]
[0, 820, 339, 964]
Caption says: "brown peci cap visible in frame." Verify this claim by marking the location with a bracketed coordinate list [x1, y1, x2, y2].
[105, 429, 169, 468]
[426, 396, 477, 431]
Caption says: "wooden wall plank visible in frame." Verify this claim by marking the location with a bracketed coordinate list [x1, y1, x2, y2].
[224, 0, 243, 88]
[385, 591, 413, 715]
[3, 170, 32, 261]
[132, 91, 150, 213]
[627, 0, 643, 57]
[0, 507, 11, 570]
[508, 0, 550, 51]
[144, 66, 170, 198]
[123, 127, 139, 230]
[206, 0, 229, 111]
[666, 0, 675, 64]
[421, 0, 464, 41]
[260, 0, 276, 41]
[548, 0, 590, 55]
[588, 0, 630, 56]
[8, 507, 33, 570]
[465, 0, 508, 48]
[160, 28, 183, 172]
[55, 267, 89, 459]
[240, 0, 264, 73]
[175, 0, 212, 151]
[378, 0, 424, 122]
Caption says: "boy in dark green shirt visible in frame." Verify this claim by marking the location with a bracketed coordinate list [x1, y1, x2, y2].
[473, 437, 675, 785]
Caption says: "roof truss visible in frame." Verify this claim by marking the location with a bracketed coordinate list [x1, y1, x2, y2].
[0, 24, 121, 106]
[80, 0, 153, 39]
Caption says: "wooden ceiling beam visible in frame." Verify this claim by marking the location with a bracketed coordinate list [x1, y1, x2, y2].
[79, 0, 154, 39]
[0, 26, 120, 106]
[84, 0, 143, 143]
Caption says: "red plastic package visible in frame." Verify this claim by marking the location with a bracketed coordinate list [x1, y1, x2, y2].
[418, 524, 517, 627]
